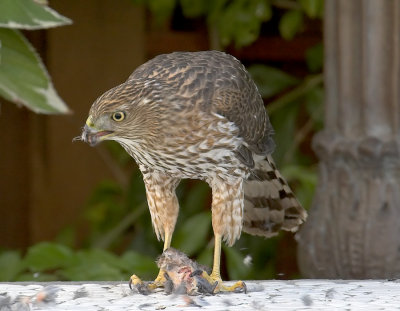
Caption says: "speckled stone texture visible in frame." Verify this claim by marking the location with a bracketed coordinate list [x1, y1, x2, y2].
[1, 280, 400, 310]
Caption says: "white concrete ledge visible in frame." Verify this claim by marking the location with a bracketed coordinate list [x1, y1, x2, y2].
[1, 279, 400, 310]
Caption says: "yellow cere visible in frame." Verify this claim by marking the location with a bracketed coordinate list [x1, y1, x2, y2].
[86, 116, 95, 127]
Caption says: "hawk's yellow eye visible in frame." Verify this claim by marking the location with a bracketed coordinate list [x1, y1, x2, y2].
[112, 111, 125, 122]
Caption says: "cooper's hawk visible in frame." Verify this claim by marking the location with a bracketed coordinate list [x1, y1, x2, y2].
[81, 51, 307, 293]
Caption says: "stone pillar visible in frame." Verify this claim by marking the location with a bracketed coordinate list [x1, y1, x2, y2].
[297, 0, 400, 278]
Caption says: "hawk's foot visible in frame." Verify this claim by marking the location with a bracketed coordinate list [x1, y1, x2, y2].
[201, 271, 247, 294]
[129, 269, 167, 294]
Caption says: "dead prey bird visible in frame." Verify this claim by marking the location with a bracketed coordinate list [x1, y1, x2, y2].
[131, 248, 232, 295]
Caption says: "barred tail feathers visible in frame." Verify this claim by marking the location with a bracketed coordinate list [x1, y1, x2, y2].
[242, 156, 307, 237]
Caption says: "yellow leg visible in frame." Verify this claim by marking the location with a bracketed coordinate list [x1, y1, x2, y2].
[149, 230, 172, 287]
[163, 229, 172, 251]
[202, 234, 247, 293]
[130, 229, 173, 290]
[210, 233, 222, 280]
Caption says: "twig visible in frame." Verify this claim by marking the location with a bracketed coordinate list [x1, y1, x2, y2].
[96, 145, 131, 188]
[283, 116, 314, 164]
[93, 203, 147, 249]
[208, 22, 222, 51]
[267, 74, 323, 115]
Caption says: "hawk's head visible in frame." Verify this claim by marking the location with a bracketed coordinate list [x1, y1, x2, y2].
[81, 82, 159, 147]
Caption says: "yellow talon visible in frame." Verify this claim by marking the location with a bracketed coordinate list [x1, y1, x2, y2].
[129, 230, 172, 292]
[200, 233, 247, 294]
[220, 280, 247, 293]
[201, 271, 246, 293]
[128, 274, 143, 289]
[129, 269, 167, 292]
[148, 269, 167, 289]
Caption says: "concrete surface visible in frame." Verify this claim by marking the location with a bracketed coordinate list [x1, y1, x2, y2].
[1, 279, 400, 310]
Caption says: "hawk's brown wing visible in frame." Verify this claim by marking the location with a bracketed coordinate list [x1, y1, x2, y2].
[128, 50, 275, 164]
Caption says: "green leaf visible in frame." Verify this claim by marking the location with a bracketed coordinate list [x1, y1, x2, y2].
[279, 10, 304, 40]
[254, 0, 273, 20]
[305, 42, 323, 73]
[217, 0, 272, 48]
[0, 251, 23, 281]
[61, 249, 125, 280]
[0, 29, 70, 113]
[24, 242, 74, 272]
[62, 262, 123, 281]
[299, 0, 324, 18]
[0, 0, 72, 30]
[172, 212, 211, 256]
[79, 248, 125, 270]
[248, 64, 299, 98]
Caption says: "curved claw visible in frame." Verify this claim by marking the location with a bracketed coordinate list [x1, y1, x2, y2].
[218, 280, 247, 294]
[129, 270, 167, 294]
[227, 280, 246, 294]
[129, 274, 142, 290]
[201, 271, 247, 294]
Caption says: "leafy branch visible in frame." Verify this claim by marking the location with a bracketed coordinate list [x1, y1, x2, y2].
[0, 0, 71, 113]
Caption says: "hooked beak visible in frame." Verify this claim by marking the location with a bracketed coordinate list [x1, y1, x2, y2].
[81, 124, 114, 147]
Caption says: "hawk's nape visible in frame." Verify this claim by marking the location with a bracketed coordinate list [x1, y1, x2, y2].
[81, 50, 307, 294]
